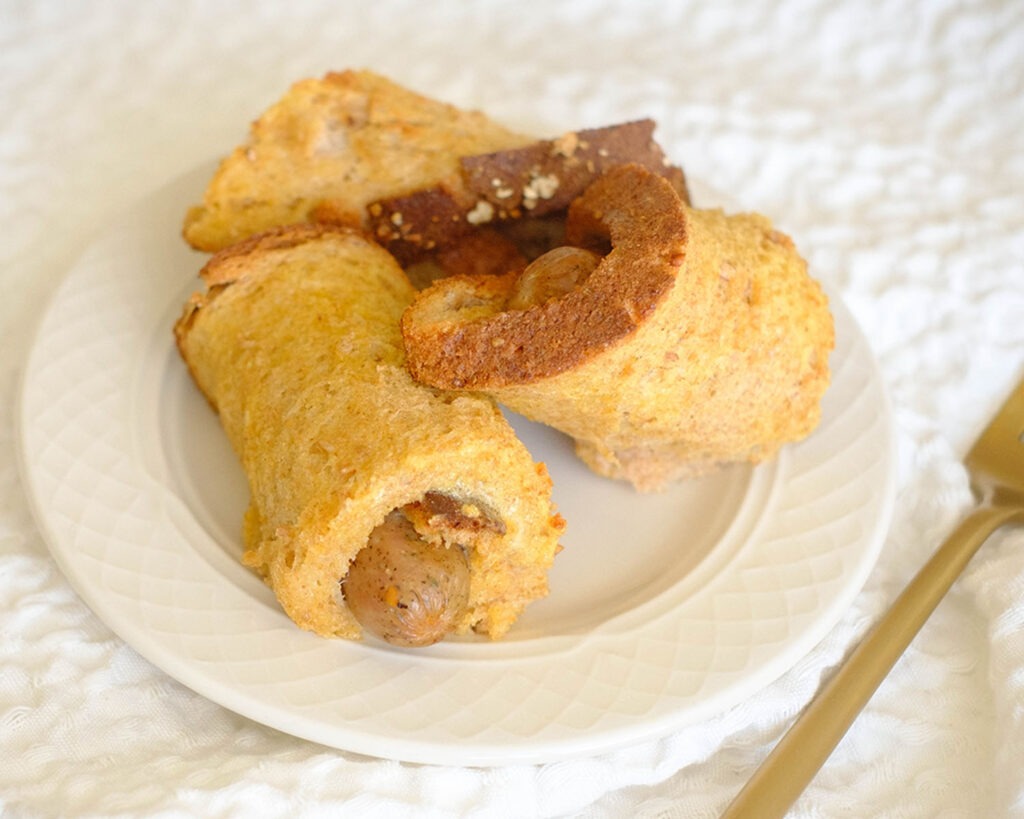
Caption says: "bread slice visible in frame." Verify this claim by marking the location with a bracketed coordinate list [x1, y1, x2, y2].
[182, 70, 532, 252]
[175, 224, 564, 640]
[402, 164, 835, 492]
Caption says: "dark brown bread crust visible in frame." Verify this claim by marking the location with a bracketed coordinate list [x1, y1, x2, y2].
[401, 164, 688, 388]
[370, 120, 688, 264]
[366, 185, 472, 265]
[461, 119, 689, 218]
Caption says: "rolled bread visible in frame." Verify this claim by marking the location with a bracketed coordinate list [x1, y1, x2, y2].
[402, 164, 835, 491]
[174, 224, 564, 640]
[182, 69, 531, 252]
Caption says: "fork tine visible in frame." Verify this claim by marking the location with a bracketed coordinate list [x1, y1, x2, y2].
[965, 373, 1024, 497]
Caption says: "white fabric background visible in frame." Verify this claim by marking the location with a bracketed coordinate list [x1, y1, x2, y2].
[2, 1, 1023, 816]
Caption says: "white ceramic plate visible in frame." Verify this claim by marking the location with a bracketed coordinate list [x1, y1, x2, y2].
[18, 164, 895, 766]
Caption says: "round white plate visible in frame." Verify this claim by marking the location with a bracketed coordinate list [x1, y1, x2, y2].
[18, 164, 895, 766]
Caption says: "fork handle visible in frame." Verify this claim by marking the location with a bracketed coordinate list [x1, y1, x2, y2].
[722, 502, 1024, 819]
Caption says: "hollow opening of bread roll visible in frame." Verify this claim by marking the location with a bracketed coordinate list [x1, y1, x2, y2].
[500, 203, 613, 312]
[505, 246, 603, 311]
[401, 163, 687, 390]
[410, 490, 506, 535]
[340, 490, 505, 647]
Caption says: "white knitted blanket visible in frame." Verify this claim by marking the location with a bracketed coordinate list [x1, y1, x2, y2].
[2, 1, 1023, 816]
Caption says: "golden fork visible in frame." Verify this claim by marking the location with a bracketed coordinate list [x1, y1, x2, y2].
[723, 374, 1024, 818]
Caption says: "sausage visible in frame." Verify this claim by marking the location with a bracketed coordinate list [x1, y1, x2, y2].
[506, 246, 601, 310]
[341, 511, 471, 647]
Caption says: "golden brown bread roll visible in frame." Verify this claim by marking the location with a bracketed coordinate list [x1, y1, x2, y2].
[402, 164, 835, 492]
[182, 69, 532, 252]
[174, 224, 564, 643]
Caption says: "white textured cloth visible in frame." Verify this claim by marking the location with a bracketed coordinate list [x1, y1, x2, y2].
[2, 1, 1023, 816]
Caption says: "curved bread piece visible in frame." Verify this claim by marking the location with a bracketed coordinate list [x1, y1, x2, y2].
[182, 70, 531, 252]
[174, 224, 563, 640]
[402, 163, 686, 387]
[402, 164, 835, 491]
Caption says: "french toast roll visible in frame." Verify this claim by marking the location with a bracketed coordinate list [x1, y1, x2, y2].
[174, 224, 563, 644]
[182, 69, 532, 252]
[402, 164, 835, 492]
